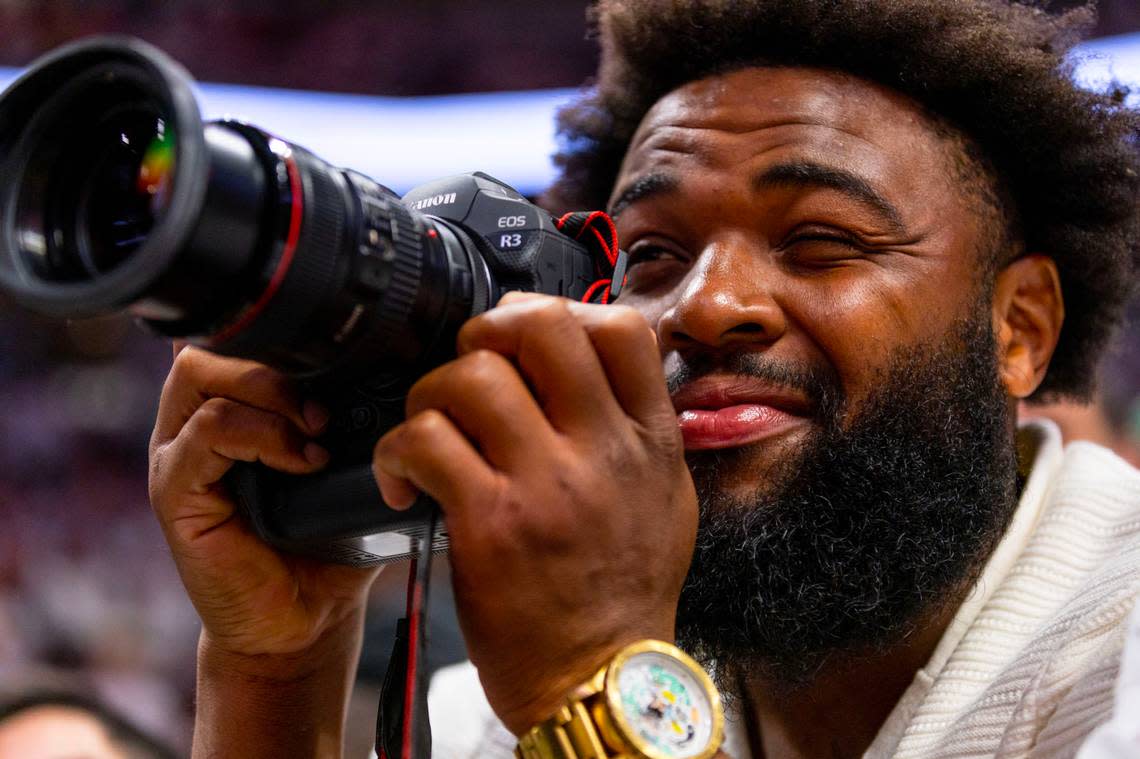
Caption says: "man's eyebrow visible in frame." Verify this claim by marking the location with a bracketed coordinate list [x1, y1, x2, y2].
[755, 162, 906, 233]
[607, 172, 679, 219]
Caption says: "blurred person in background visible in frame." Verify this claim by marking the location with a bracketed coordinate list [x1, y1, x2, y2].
[1021, 299, 1140, 466]
[0, 692, 178, 759]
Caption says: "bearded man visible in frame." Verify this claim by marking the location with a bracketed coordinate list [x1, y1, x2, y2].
[147, 1, 1140, 757]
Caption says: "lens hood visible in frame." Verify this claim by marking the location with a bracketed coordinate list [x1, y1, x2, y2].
[0, 35, 207, 318]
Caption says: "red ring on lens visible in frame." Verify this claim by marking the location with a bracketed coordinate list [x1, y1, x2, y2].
[211, 152, 304, 344]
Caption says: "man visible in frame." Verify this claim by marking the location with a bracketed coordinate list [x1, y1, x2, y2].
[146, 0, 1140, 757]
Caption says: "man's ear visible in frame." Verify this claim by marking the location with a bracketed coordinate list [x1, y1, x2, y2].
[991, 255, 1064, 398]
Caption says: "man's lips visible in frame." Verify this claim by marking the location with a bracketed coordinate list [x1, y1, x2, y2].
[671, 378, 813, 451]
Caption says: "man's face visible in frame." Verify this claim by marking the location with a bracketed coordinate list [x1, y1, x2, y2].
[612, 66, 994, 491]
[609, 67, 1019, 683]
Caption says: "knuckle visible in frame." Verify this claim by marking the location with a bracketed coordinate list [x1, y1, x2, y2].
[529, 298, 576, 334]
[406, 369, 446, 416]
[403, 409, 450, 446]
[165, 345, 200, 389]
[456, 311, 488, 346]
[170, 344, 200, 373]
[597, 437, 636, 474]
[498, 290, 540, 305]
[459, 349, 512, 389]
[480, 491, 528, 543]
[405, 375, 431, 415]
[534, 295, 572, 320]
[598, 305, 650, 340]
[606, 304, 649, 331]
[194, 396, 233, 432]
[494, 462, 592, 550]
[516, 508, 576, 554]
[564, 456, 613, 511]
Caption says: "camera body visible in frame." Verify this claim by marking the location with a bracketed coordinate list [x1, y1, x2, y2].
[0, 37, 621, 566]
[229, 171, 602, 566]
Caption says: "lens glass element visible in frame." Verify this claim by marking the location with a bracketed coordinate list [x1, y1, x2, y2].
[78, 114, 175, 277]
[12, 102, 175, 284]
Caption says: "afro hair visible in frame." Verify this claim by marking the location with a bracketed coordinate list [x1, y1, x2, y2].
[545, 0, 1140, 400]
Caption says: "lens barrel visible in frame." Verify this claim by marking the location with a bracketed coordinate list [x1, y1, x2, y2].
[0, 36, 492, 384]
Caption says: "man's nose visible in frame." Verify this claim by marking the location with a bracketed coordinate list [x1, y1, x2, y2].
[657, 240, 787, 354]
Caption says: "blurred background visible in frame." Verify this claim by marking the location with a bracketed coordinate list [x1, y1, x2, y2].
[0, 1, 1138, 756]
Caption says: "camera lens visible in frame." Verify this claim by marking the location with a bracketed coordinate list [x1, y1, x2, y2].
[14, 105, 175, 283]
[0, 39, 213, 319]
[77, 112, 175, 276]
[0, 36, 494, 385]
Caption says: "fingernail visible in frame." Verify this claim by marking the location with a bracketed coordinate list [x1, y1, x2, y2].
[303, 401, 330, 433]
[304, 442, 330, 466]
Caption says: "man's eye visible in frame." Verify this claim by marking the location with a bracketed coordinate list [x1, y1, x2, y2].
[620, 242, 687, 291]
[782, 233, 869, 263]
[626, 243, 682, 267]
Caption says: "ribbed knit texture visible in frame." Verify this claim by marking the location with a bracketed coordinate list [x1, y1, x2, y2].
[879, 426, 1140, 759]
[426, 422, 1140, 758]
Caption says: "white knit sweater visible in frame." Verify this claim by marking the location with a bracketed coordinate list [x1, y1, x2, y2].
[426, 421, 1140, 758]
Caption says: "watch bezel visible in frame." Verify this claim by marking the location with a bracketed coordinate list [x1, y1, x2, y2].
[603, 640, 724, 759]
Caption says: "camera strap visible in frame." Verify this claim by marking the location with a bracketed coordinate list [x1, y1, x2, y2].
[554, 211, 628, 302]
[376, 210, 623, 759]
[377, 507, 439, 759]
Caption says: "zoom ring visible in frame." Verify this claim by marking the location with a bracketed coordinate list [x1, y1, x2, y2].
[217, 148, 346, 368]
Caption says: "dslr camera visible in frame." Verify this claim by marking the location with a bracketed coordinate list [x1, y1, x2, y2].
[0, 37, 625, 565]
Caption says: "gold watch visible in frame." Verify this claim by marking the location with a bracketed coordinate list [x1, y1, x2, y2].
[515, 640, 724, 759]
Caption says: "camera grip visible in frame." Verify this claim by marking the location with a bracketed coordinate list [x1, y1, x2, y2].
[227, 461, 448, 566]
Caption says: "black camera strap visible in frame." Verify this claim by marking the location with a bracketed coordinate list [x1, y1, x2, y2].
[377, 506, 439, 759]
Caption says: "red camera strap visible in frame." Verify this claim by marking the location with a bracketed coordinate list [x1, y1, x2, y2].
[377, 508, 438, 759]
[555, 211, 627, 303]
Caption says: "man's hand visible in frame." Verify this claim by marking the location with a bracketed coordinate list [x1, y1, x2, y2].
[373, 292, 697, 735]
[150, 346, 380, 662]
[148, 346, 381, 757]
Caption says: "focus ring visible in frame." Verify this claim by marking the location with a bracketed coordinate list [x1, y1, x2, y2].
[376, 200, 424, 339]
[356, 197, 427, 366]
[219, 147, 346, 364]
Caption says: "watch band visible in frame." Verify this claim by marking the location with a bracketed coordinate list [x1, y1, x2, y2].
[515, 668, 611, 759]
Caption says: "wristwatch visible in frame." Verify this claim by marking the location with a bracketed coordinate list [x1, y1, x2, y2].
[515, 640, 724, 759]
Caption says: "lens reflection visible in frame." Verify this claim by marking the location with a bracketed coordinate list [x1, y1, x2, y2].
[78, 115, 175, 277]
[12, 105, 174, 284]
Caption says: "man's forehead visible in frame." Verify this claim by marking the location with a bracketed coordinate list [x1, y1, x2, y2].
[631, 66, 935, 144]
[612, 66, 973, 221]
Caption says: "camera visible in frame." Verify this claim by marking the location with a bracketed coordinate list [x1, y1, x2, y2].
[0, 37, 625, 566]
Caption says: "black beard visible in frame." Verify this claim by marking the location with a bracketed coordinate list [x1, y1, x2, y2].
[673, 312, 1019, 691]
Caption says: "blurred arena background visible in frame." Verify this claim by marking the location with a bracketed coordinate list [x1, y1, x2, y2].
[0, 1, 1137, 755]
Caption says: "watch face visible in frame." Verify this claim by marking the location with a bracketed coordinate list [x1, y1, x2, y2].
[614, 650, 715, 758]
